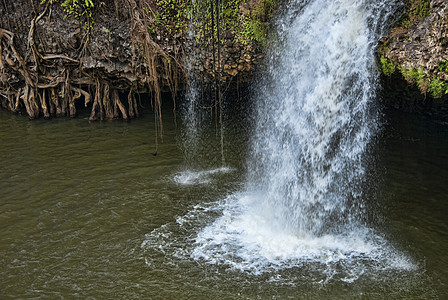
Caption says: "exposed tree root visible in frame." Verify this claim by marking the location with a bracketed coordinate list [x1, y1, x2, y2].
[0, 0, 185, 127]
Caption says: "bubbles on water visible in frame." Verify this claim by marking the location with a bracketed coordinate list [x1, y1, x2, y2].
[190, 193, 417, 279]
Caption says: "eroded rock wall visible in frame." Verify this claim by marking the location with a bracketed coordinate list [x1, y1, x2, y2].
[0, 0, 270, 120]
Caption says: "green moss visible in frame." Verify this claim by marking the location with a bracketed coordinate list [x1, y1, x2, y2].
[380, 55, 396, 76]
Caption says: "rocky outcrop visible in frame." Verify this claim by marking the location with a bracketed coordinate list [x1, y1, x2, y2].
[379, 0, 448, 104]
[382, 0, 448, 77]
[0, 0, 174, 121]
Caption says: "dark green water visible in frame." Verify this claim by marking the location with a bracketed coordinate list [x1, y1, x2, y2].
[0, 105, 447, 299]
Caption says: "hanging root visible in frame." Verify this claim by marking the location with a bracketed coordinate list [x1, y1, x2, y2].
[39, 88, 50, 118]
[112, 88, 128, 120]
[124, 0, 187, 139]
[87, 79, 142, 122]
[102, 81, 113, 120]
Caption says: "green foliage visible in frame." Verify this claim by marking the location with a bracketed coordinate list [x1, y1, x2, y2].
[399, 66, 418, 83]
[399, 65, 448, 98]
[61, 0, 93, 18]
[428, 76, 448, 98]
[239, 0, 277, 45]
[148, 0, 278, 46]
[221, 0, 241, 33]
[380, 55, 396, 76]
[188, 0, 231, 43]
[41, 0, 279, 54]
[438, 60, 448, 73]
[409, 0, 430, 18]
[41, 0, 101, 30]
[153, 0, 191, 35]
[405, 67, 427, 92]
[398, 0, 431, 29]
[242, 19, 267, 44]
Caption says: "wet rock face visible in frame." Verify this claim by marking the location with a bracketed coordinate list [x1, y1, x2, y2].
[381, 0, 448, 81]
[187, 40, 264, 89]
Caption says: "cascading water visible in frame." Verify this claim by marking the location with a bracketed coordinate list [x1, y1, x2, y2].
[180, 69, 202, 167]
[248, 0, 392, 238]
[174, 77, 232, 186]
[173, 19, 231, 185]
[190, 0, 415, 275]
[144, 0, 417, 281]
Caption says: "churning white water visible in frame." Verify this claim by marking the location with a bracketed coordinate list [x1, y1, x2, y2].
[144, 0, 417, 281]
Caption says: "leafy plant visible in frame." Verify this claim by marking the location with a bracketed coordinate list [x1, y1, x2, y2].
[240, 0, 277, 45]
[438, 60, 448, 73]
[428, 76, 448, 98]
[399, 65, 448, 98]
[41, 0, 97, 30]
[153, 0, 191, 36]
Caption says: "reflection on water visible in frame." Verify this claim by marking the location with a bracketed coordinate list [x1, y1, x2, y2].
[0, 105, 447, 298]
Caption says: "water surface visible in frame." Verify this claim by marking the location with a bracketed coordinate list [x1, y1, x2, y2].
[0, 105, 447, 298]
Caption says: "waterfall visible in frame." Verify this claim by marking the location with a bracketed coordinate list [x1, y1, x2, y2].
[180, 66, 202, 168]
[142, 0, 417, 281]
[190, 0, 415, 276]
[247, 0, 398, 237]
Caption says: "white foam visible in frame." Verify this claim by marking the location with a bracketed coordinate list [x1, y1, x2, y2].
[190, 193, 417, 278]
[172, 167, 233, 185]
[141, 192, 417, 282]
